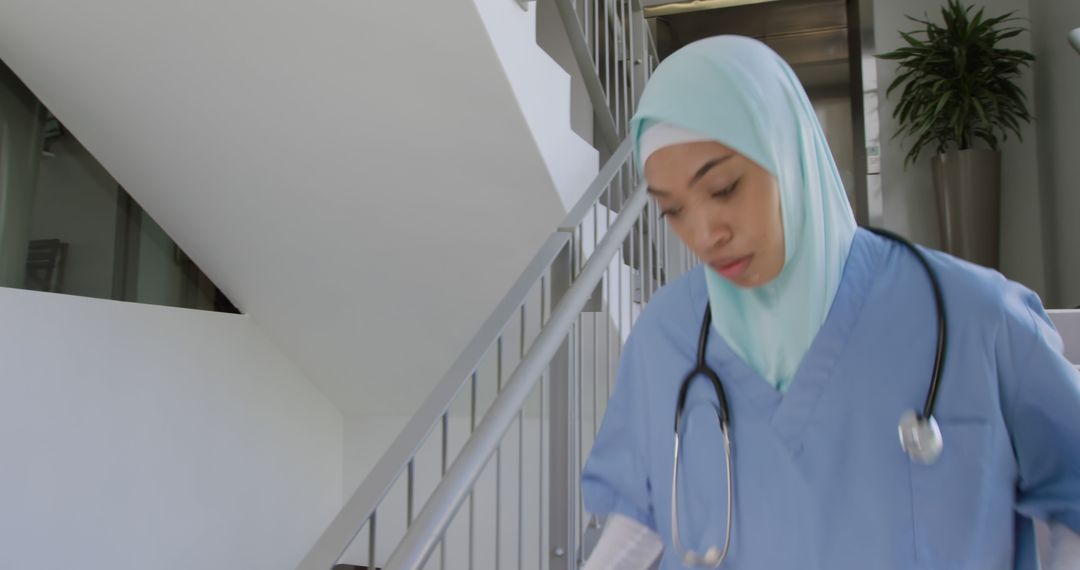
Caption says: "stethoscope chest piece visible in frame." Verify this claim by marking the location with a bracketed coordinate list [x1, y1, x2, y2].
[683, 546, 722, 567]
[898, 409, 943, 465]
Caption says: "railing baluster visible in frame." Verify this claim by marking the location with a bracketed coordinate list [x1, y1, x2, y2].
[407, 460, 415, 528]
[518, 409, 524, 570]
[538, 370, 545, 570]
[298, 13, 661, 567]
[441, 414, 448, 569]
[369, 513, 377, 570]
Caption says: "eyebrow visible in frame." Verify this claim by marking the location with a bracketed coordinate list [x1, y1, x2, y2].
[647, 153, 734, 197]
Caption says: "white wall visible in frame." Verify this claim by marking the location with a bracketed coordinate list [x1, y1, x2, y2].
[874, 0, 1047, 299]
[0, 0, 575, 421]
[28, 134, 119, 299]
[0, 287, 343, 570]
[1030, 0, 1080, 308]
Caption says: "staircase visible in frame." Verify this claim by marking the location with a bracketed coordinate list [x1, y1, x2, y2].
[300, 1, 671, 568]
[0, 0, 659, 568]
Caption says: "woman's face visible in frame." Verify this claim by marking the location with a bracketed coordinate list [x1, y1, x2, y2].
[645, 141, 785, 288]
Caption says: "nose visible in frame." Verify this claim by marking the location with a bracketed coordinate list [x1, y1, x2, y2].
[690, 212, 732, 255]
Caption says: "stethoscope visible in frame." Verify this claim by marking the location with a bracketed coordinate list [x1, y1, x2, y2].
[670, 228, 948, 568]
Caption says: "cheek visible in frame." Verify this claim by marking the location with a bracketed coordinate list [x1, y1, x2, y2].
[669, 219, 697, 253]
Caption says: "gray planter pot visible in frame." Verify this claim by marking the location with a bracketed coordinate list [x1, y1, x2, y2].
[931, 149, 1001, 268]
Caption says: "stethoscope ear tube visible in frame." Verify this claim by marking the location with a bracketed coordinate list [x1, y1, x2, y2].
[672, 305, 734, 568]
[865, 227, 948, 422]
[674, 306, 732, 434]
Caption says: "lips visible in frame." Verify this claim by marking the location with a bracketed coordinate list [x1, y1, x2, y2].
[710, 255, 753, 280]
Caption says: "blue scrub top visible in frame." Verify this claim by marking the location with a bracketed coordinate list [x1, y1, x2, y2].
[582, 229, 1080, 569]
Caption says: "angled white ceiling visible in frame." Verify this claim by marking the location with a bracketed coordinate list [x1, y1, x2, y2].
[0, 0, 586, 414]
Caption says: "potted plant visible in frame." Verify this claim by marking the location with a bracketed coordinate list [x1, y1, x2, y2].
[877, 0, 1034, 269]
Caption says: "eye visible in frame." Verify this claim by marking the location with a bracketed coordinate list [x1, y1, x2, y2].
[712, 181, 738, 198]
[659, 207, 681, 219]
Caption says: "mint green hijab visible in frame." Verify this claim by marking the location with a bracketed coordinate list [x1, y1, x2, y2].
[631, 36, 857, 392]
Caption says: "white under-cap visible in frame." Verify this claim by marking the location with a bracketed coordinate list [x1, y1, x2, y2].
[638, 122, 715, 167]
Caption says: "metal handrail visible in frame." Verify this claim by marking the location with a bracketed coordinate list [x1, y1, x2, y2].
[296, 139, 635, 570]
[297, 1, 662, 565]
[383, 181, 651, 570]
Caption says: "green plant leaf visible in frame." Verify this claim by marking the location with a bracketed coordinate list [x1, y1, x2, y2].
[880, 0, 1033, 167]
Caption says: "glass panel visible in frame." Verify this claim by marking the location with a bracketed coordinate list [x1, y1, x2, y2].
[1, 58, 237, 313]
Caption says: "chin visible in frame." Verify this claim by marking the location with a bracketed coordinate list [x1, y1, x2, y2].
[732, 267, 781, 289]
[731, 275, 763, 288]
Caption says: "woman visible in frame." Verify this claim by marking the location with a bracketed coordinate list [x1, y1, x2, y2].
[580, 36, 1080, 569]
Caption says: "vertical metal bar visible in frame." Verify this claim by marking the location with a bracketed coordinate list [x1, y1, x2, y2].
[617, 240, 623, 361]
[368, 513, 376, 570]
[582, 0, 589, 54]
[546, 239, 574, 570]
[656, 204, 662, 289]
[621, 0, 630, 134]
[626, 0, 630, 117]
[541, 275, 548, 326]
[630, 211, 639, 317]
[631, 216, 638, 324]
[604, 0, 611, 111]
[643, 199, 652, 293]
[469, 489, 475, 570]
[441, 412, 449, 471]
[441, 413, 448, 569]
[498, 337, 504, 393]
[519, 303, 526, 570]
[646, 200, 655, 292]
[594, 202, 600, 259]
[624, 0, 632, 120]
[604, 185, 612, 230]
[657, 206, 665, 286]
[604, 268, 613, 401]
[619, 0, 627, 137]
[619, 0, 626, 134]
[471, 372, 478, 431]
[593, 308, 598, 437]
[496, 337, 503, 570]
[577, 312, 584, 540]
[469, 372, 477, 570]
[574, 313, 583, 550]
[518, 410, 524, 570]
[539, 370, 545, 570]
[644, 210, 651, 305]
[656, 214, 665, 285]
[636, 211, 645, 321]
[407, 460, 415, 528]
[625, 0, 632, 133]
[580, 222, 586, 276]
[619, 164, 626, 352]
[496, 440, 502, 569]
[593, 0, 600, 72]
[604, 179, 614, 406]
[612, 0, 621, 138]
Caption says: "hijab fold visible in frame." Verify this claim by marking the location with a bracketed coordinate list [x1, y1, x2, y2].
[632, 36, 857, 392]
